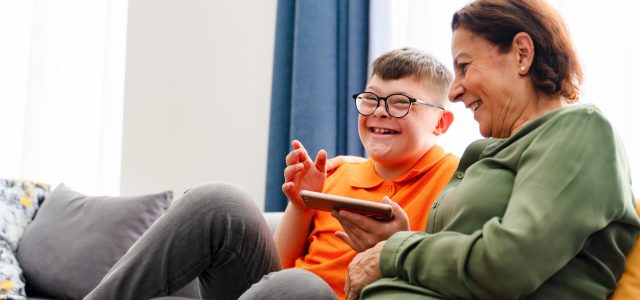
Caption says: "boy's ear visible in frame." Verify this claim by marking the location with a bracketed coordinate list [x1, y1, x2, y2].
[433, 110, 454, 136]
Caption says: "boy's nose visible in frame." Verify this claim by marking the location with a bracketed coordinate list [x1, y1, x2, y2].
[372, 101, 390, 118]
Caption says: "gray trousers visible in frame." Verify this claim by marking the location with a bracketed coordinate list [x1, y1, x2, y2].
[84, 182, 336, 300]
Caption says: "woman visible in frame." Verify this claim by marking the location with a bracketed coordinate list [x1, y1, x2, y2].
[341, 0, 639, 299]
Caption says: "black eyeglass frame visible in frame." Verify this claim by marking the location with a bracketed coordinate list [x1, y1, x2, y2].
[352, 92, 445, 118]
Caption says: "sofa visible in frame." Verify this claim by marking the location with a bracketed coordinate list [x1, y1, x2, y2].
[0, 178, 285, 300]
[3, 179, 638, 299]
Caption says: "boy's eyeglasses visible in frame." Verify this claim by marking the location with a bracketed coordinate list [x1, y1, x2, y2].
[352, 92, 444, 118]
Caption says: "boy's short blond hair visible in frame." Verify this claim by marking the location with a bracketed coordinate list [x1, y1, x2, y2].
[371, 48, 453, 105]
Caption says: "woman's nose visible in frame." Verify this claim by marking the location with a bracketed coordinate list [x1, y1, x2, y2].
[448, 79, 464, 103]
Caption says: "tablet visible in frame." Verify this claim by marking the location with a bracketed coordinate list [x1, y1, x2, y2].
[300, 190, 393, 221]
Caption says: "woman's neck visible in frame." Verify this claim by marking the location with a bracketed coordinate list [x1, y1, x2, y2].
[510, 94, 566, 137]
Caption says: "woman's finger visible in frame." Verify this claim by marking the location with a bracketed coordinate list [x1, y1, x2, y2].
[335, 231, 364, 252]
[338, 210, 377, 234]
[333, 212, 373, 251]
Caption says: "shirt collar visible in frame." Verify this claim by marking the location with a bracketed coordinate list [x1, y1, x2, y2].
[350, 145, 449, 189]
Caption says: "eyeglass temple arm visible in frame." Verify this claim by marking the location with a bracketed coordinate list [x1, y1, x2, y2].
[414, 99, 445, 110]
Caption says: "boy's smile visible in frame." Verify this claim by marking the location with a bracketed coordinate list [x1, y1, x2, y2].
[368, 121, 400, 136]
[358, 75, 452, 179]
[370, 127, 398, 135]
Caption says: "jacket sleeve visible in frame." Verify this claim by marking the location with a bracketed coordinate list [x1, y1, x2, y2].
[379, 107, 632, 299]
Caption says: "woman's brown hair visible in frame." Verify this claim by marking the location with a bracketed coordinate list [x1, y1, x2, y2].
[452, 0, 583, 102]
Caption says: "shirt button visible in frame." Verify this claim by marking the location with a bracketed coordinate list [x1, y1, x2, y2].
[385, 186, 392, 192]
[456, 171, 464, 179]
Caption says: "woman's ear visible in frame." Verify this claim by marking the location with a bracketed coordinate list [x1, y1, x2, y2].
[433, 110, 454, 136]
[513, 32, 535, 75]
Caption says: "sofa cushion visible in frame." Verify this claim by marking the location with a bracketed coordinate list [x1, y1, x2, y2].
[263, 211, 284, 235]
[610, 200, 640, 300]
[0, 179, 49, 299]
[16, 183, 172, 300]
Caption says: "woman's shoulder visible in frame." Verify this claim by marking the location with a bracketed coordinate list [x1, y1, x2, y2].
[489, 103, 621, 159]
[523, 103, 615, 139]
[549, 104, 618, 140]
[549, 103, 611, 126]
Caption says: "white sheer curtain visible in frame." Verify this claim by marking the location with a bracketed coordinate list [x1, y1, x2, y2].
[0, 0, 128, 195]
[371, 0, 640, 195]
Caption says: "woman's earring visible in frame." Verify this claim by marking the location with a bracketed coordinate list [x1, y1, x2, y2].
[520, 66, 526, 72]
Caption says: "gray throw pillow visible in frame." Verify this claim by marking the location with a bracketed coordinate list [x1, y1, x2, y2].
[16, 183, 172, 300]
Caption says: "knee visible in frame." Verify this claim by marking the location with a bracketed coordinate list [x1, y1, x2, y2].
[240, 269, 337, 300]
[175, 181, 259, 217]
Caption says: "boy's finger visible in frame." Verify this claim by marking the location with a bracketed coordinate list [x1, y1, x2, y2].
[283, 163, 303, 181]
[281, 182, 294, 198]
[315, 150, 328, 173]
[291, 139, 302, 150]
[282, 182, 303, 206]
[292, 140, 311, 161]
[285, 149, 301, 166]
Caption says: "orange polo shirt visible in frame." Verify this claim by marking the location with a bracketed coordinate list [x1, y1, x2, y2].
[294, 145, 458, 299]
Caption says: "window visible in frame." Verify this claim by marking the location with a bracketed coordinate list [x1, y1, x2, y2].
[371, 0, 640, 195]
[0, 0, 128, 195]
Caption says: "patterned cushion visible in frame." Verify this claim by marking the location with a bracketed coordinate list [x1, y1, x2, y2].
[0, 179, 49, 299]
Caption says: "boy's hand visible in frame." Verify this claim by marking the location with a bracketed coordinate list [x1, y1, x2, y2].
[282, 140, 327, 210]
[332, 197, 409, 252]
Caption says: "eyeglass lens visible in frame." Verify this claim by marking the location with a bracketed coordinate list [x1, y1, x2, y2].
[354, 92, 412, 118]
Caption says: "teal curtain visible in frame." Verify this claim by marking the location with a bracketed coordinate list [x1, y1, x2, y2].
[265, 0, 369, 211]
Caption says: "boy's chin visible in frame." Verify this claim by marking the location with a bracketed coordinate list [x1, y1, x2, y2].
[366, 150, 398, 163]
[365, 144, 394, 159]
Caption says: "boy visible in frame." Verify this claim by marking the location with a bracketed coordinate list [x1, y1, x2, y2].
[275, 47, 458, 299]
[85, 48, 457, 300]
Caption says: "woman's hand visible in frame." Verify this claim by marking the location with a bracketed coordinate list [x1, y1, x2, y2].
[282, 140, 327, 209]
[326, 155, 367, 172]
[333, 197, 409, 252]
[345, 241, 385, 300]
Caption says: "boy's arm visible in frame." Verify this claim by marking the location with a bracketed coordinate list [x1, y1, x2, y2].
[274, 202, 314, 268]
[274, 140, 327, 267]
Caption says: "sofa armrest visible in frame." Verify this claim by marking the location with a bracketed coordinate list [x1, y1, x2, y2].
[263, 212, 284, 235]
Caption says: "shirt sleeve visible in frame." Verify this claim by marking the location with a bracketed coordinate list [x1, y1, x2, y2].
[379, 107, 633, 299]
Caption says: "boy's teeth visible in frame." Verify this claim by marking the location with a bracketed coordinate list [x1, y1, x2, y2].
[373, 128, 394, 134]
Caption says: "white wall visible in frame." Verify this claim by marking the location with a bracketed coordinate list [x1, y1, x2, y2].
[120, 0, 277, 209]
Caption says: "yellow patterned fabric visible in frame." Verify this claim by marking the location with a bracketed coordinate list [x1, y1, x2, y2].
[0, 179, 50, 299]
[611, 200, 640, 300]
